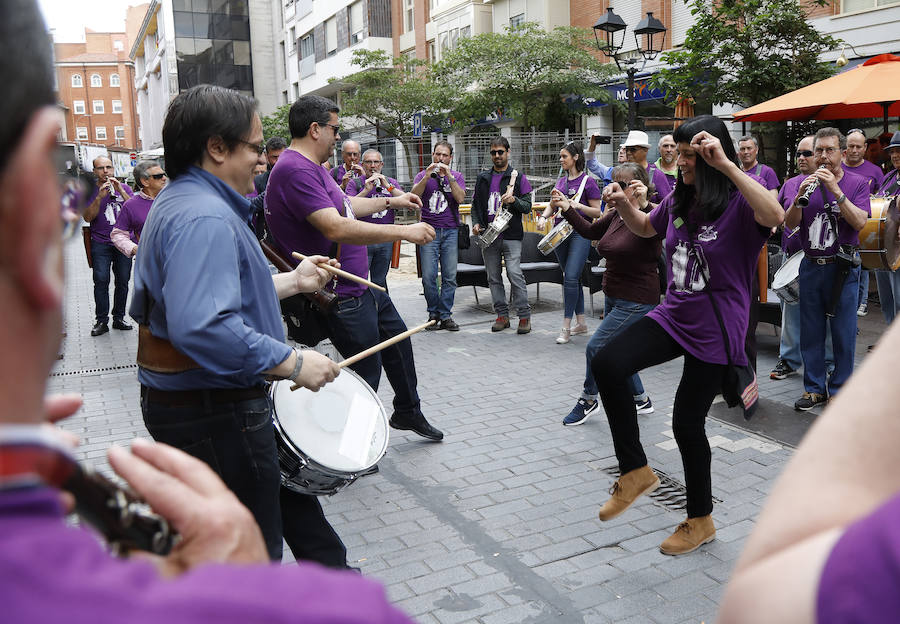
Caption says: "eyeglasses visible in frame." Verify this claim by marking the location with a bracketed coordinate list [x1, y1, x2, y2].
[321, 122, 341, 136]
[624, 146, 644, 152]
[362, 159, 382, 165]
[795, 150, 813, 158]
[149, 172, 167, 179]
[238, 139, 266, 155]
[489, 149, 507, 156]
[814, 147, 840, 156]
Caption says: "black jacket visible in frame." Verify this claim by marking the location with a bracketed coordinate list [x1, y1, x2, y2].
[471, 166, 533, 241]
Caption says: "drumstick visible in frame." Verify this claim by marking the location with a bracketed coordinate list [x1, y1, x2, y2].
[289, 320, 436, 391]
[292, 252, 386, 292]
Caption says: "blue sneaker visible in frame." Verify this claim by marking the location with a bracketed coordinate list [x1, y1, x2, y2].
[635, 398, 654, 415]
[563, 398, 599, 426]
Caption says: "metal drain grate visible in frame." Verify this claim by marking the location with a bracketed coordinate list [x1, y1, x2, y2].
[601, 465, 721, 512]
[50, 363, 139, 378]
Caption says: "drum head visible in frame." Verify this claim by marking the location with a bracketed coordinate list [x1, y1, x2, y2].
[272, 371, 388, 472]
[771, 251, 803, 290]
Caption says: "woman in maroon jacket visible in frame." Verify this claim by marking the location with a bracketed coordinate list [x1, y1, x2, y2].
[559, 162, 663, 426]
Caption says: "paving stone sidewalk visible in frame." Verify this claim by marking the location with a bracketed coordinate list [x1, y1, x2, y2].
[51, 238, 883, 624]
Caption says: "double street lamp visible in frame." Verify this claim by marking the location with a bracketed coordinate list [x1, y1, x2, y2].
[593, 8, 668, 131]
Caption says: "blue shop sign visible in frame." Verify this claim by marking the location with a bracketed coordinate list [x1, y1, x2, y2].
[567, 78, 667, 108]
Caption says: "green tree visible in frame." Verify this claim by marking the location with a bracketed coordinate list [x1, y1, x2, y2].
[333, 49, 451, 176]
[261, 103, 291, 142]
[434, 22, 614, 132]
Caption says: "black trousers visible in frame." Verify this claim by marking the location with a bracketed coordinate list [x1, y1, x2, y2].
[592, 317, 725, 518]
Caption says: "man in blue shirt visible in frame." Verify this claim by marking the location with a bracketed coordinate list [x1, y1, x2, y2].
[131, 85, 349, 568]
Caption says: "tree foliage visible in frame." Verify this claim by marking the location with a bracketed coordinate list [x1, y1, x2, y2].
[434, 22, 614, 131]
[261, 103, 291, 142]
[654, 0, 839, 108]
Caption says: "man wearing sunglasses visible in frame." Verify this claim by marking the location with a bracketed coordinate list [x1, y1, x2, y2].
[111, 160, 166, 258]
[621, 130, 672, 203]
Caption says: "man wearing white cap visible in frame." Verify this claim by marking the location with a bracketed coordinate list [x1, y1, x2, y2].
[621, 130, 673, 203]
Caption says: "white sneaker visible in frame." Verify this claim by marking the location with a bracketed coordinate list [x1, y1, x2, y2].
[556, 328, 571, 344]
[571, 323, 588, 336]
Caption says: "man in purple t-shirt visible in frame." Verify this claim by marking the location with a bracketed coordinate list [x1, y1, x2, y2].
[346, 148, 404, 290]
[784, 127, 871, 411]
[266, 94, 445, 442]
[738, 135, 780, 195]
[411, 140, 466, 330]
[331, 139, 363, 191]
[621, 130, 673, 203]
[83, 155, 134, 336]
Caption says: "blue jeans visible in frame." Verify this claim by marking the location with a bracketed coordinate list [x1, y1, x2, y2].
[554, 232, 591, 319]
[875, 268, 900, 324]
[325, 289, 422, 420]
[91, 240, 132, 323]
[780, 299, 834, 372]
[798, 258, 859, 397]
[583, 295, 655, 400]
[367, 241, 393, 291]
[858, 269, 870, 307]
[482, 238, 530, 318]
[420, 228, 458, 320]
[141, 392, 347, 567]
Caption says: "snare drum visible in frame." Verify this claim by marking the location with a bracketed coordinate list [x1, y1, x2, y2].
[772, 251, 803, 304]
[859, 196, 900, 271]
[537, 220, 574, 256]
[271, 368, 389, 496]
[474, 208, 514, 248]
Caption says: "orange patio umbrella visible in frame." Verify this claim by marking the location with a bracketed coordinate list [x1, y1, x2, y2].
[733, 54, 900, 133]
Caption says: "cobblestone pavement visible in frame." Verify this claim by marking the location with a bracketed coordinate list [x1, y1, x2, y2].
[52, 239, 884, 624]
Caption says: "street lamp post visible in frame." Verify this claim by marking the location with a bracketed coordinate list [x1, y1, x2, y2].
[593, 9, 667, 131]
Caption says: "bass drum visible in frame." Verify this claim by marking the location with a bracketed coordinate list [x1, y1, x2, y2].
[859, 195, 900, 271]
[271, 368, 389, 495]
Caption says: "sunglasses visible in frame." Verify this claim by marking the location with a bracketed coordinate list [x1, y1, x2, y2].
[239, 139, 266, 155]
[490, 149, 507, 156]
[848, 128, 866, 138]
[322, 123, 342, 136]
[795, 150, 813, 158]
[150, 172, 167, 179]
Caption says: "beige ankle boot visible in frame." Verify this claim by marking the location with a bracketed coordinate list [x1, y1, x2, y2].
[597, 465, 660, 521]
[659, 515, 716, 555]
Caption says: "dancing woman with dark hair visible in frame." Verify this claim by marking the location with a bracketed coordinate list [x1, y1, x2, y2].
[590, 115, 784, 556]
[537, 141, 604, 344]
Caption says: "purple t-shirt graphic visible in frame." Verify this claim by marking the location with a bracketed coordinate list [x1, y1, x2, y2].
[413, 169, 465, 229]
[553, 172, 602, 224]
[485, 171, 533, 241]
[778, 174, 806, 256]
[798, 170, 871, 257]
[647, 190, 770, 366]
[346, 176, 400, 225]
[842, 159, 884, 194]
[266, 150, 370, 298]
[117, 194, 153, 242]
[88, 183, 133, 244]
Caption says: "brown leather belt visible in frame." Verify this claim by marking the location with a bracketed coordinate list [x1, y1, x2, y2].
[137, 325, 201, 373]
[140, 385, 267, 407]
[805, 255, 835, 265]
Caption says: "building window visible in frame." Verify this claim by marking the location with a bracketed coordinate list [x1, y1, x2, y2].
[76, 127, 88, 140]
[427, 40, 435, 61]
[404, 0, 414, 33]
[90, 73, 102, 87]
[93, 100, 105, 114]
[73, 100, 86, 115]
[510, 13, 525, 28]
[283, 90, 289, 104]
[325, 17, 337, 56]
[95, 127, 107, 140]
[292, 82, 299, 99]
[300, 33, 314, 58]
[110, 73, 120, 87]
[112, 100, 122, 114]
[71, 74, 83, 88]
[115, 126, 125, 140]
[843, 0, 900, 10]
[279, 41, 286, 78]
[460, 25, 471, 40]
[349, 1, 364, 44]
[289, 27, 296, 54]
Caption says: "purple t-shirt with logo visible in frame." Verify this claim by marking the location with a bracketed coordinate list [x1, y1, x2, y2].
[88, 183, 134, 244]
[648, 165, 674, 203]
[484, 171, 533, 241]
[266, 150, 370, 298]
[743, 163, 780, 191]
[553, 172, 602, 224]
[116, 194, 153, 242]
[647, 190, 770, 366]
[346, 176, 400, 225]
[413, 169, 465, 229]
[842, 159, 884, 194]
[798, 170, 871, 257]
[778, 174, 805, 256]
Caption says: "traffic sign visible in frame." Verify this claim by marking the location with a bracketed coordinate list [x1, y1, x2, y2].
[412, 113, 422, 138]
[129, 152, 137, 160]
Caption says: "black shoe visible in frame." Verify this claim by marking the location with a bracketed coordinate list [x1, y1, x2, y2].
[425, 316, 441, 331]
[769, 358, 796, 380]
[112, 318, 133, 330]
[794, 392, 827, 411]
[389, 415, 444, 441]
[90, 322, 109, 337]
[440, 318, 460, 331]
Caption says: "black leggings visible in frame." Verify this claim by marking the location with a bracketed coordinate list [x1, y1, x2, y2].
[592, 316, 726, 518]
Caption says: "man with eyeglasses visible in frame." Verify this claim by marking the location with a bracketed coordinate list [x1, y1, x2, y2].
[471, 136, 534, 333]
[83, 155, 134, 336]
[784, 127, 870, 411]
[347, 149, 405, 290]
[110, 160, 166, 258]
[738, 135, 780, 196]
[621, 130, 673, 203]
[266, 94, 445, 443]
[331, 139, 364, 192]
[411, 140, 466, 331]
